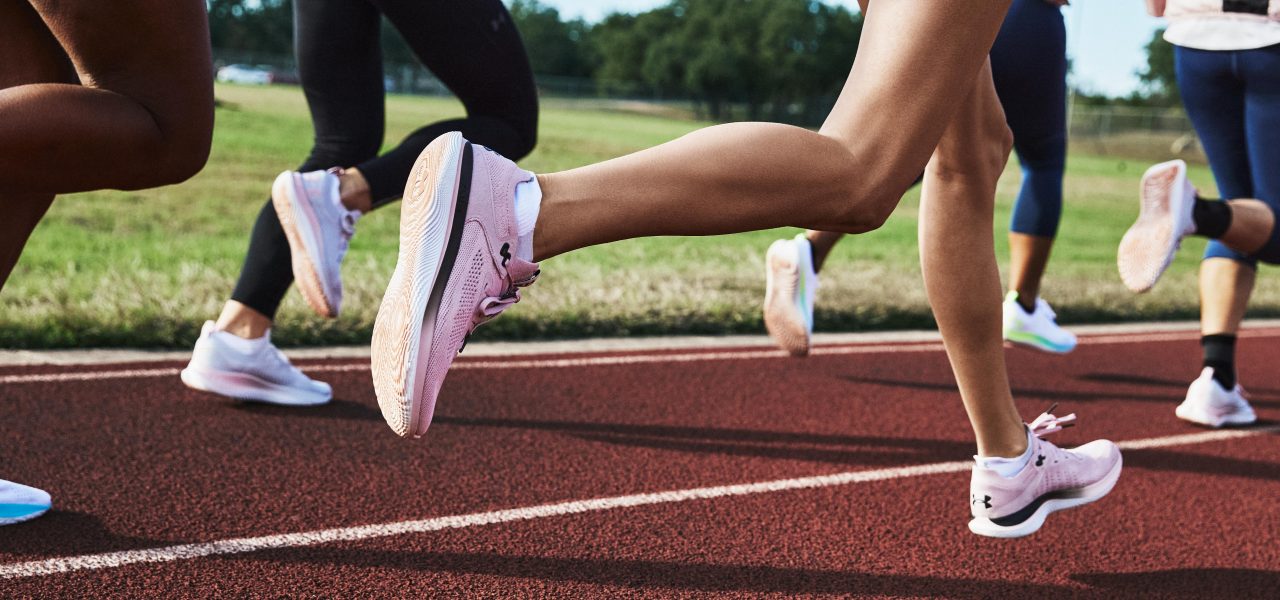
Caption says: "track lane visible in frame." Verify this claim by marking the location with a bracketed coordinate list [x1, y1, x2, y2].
[2, 329, 1278, 597]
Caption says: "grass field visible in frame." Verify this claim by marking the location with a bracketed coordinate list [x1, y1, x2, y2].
[3, 83, 1275, 349]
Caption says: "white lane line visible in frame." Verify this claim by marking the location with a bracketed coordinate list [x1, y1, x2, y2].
[7, 328, 1280, 385]
[2, 425, 1275, 580]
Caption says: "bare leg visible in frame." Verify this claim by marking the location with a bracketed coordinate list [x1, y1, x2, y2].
[1200, 258, 1255, 336]
[919, 61, 1023, 458]
[339, 168, 374, 213]
[1008, 233, 1054, 308]
[0, 0, 214, 194]
[214, 301, 275, 340]
[531, 0, 1013, 260]
[0, 0, 73, 290]
[1215, 199, 1275, 254]
[805, 230, 846, 274]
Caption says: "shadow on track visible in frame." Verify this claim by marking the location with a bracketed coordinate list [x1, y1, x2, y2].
[1126, 442, 1280, 483]
[1081, 372, 1280, 400]
[839, 375, 1280, 408]
[434, 415, 972, 467]
[0, 511, 172, 558]
[244, 548, 1097, 598]
[228, 398, 382, 422]
[1072, 568, 1280, 599]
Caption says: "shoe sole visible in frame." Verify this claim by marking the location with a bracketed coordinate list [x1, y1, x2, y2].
[1175, 402, 1257, 429]
[272, 172, 339, 318]
[371, 132, 470, 438]
[0, 507, 50, 526]
[1118, 161, 1189, 293]
[968, 454, 1123, 539]
[764, 242, 810, 357]
[180, 366, 331, 407]
[1003, 330, 1076, 355]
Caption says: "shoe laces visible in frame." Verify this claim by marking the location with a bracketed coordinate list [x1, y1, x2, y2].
[1028, 404, 1079, 462]
[265, 344, 307, 379]
[324, 168, 359, 264]
[1029, 403, 1076, 438]
[336, 211, 357, 262]
[458, 279, 535, 355]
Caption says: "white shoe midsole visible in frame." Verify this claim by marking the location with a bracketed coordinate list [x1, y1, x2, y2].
[181, 366, 329, 406]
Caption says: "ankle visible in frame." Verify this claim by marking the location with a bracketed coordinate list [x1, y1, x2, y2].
[214, 302, 273, 340]
[1013, 291, 1037, 314]
[338, 168, 373, 213]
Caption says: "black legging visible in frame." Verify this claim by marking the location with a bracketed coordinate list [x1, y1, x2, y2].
[230, 0, 538, 319]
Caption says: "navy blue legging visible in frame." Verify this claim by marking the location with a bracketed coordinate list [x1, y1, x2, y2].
[990, 0, 1068, 239]
[1176, 43, 1280, 266]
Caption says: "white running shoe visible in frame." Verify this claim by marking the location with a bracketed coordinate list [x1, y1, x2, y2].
[271, 169, 361, 318]
[181, 321, 332, 406]
[1002, 292, 1077, 354]
[0, 479, 51, 526]
[764, 234, 819, 357]
[1176, 368, 1257, 428]
[1118, 159, 1197, 293]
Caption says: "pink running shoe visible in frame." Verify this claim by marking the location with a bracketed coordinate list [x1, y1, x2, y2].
[371, 132, 539, 438]
[1118, 159, 1197, 293]
[271, 169, 361, 318]
[968, 407, 1122, 538]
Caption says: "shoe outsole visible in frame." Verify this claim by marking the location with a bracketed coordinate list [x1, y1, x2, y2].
[1118, 161, 1189, 294]
[764, 241, 810, 357]
[272, 172, 339, 319]
[1003, 333, 1076, 355]
[370, 132, 468, 438]
[968, 454, 1123, 539]
[180, 366, 331, 407]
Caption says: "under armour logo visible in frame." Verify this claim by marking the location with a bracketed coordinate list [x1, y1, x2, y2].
[1035, 455, 1045, 467]
[971, 494, 992, 509]
[500, 242, 512, 267]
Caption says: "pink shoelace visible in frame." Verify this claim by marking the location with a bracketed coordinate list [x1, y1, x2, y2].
[1029, 403, 1076, 438]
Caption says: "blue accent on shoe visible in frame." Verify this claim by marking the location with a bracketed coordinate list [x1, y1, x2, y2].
[0, 503, 50, 519]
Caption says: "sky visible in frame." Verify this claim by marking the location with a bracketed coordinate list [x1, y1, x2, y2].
[536, 0, 1165, 97]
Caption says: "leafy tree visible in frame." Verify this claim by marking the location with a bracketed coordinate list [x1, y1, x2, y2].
[207, 0, 293, 60]
[1138, 28, 1178, 106]
[510, 0, 595, 78]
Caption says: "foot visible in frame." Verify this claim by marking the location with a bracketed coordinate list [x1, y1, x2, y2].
[1002, 292, 1077, 354]
[1176, 368, 1257, 428]
[968, 408, 1122, 538]
[0, 479, 51, 526]
[271, 169, 361, 318]
[181, 321, 332, 406]
[764, 234, 818, 357]
[371, 133, 539, 438]
[1118, 159, 1197, 293]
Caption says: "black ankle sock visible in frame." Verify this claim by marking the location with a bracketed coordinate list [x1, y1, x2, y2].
[1193, 197, 1232, 239]
[1201, 334, 1237, 389]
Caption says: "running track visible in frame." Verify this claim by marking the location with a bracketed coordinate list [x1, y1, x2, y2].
[2, 326, 1278, 598]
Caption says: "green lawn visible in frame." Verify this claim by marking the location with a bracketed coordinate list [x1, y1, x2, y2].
[2, 84, 1272, 349]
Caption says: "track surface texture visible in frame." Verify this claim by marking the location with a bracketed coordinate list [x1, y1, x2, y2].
[2, 327, 1279, 598]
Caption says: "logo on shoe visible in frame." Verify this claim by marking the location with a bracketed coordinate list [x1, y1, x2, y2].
[971, 494, 992, 509]
[1036, 455, 1045, 467]
[500, 242, 512, 267]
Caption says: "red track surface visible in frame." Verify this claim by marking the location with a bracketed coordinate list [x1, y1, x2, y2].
[2, 329, 1278, 598]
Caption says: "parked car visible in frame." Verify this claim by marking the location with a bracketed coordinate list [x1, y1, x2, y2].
[216, 64, 273, 85]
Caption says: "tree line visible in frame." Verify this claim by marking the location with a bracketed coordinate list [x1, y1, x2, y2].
[208, 0, 1178, 122]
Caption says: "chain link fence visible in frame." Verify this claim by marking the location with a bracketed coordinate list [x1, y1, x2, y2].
[1068, 103, 1203, 162]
